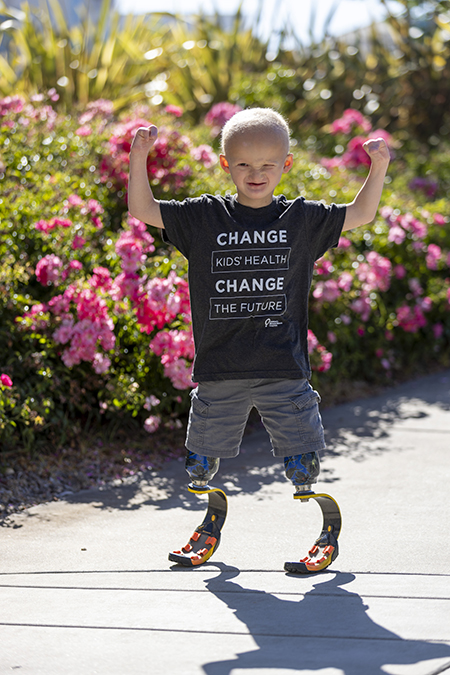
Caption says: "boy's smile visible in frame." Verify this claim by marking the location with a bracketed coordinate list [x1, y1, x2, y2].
[220, 129, 293, 208]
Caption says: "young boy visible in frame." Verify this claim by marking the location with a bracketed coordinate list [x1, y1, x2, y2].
[129, 108, 390, 570]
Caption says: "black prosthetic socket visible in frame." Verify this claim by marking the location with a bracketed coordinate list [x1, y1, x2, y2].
[284, 451, 320, 489]
[185, 449, 220, 487]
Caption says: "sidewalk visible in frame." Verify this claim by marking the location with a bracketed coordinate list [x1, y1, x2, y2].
[1, 370, 450, 675]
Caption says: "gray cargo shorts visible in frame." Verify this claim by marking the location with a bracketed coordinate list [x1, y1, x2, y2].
[185, 378, 325, 459]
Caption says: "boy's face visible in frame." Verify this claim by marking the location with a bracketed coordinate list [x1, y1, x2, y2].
[219, 128, 293, 208]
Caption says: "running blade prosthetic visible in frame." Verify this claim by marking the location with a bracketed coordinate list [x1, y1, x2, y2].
[169, 485, 228, 567]
[284, 491, 342, 574]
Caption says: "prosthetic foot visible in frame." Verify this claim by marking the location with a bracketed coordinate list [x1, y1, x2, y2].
[284, 488, 341, 574]
[283, 453, 342, 574]
[168, 451, 228, 567]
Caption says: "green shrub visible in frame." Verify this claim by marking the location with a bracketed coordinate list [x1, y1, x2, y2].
[2, 96, 450, 455]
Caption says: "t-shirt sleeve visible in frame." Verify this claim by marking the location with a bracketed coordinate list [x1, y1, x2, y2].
[303, 200, 347, 261]
[159, 196, 209, 259]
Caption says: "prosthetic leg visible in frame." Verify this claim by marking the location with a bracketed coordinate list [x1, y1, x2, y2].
[283, 452, 342, 574]
[168, 451, 227, 567]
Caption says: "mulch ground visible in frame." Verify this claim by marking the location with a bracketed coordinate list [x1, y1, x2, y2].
[0, 426, 187, 521]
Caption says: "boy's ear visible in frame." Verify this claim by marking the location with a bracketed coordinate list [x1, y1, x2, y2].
[219, 155, 230, 173]
[283, 153, 294, 173]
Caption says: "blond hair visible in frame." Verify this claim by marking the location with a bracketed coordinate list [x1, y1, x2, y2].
[220, 107, 291, 154]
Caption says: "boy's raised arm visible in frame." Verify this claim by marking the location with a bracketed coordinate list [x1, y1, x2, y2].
[342, 138, 390, 231]
[128, 126, 165, 229]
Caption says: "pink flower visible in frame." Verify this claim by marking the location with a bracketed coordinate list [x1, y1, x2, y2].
[149, 327, 195, 389]
[76, 125, 92, 136]
[394, 265, 407, 279]
[341, 136, 371, 168]
[29, 303, 46, 316]
[136, 273, 190, 333]
[35, 219, 54, 233]
[312, 279, 341, 303]
[191, 144, 218, 168]
[418, 296, 433, 312]
[84, 199, 104, 216]
[78, 99, 114, 125]
[36, 254, 64, 285]
[332, 129, 392, 169]
[205, 102, 242, 136]
[396, 304, 427, 333]
[316, 347, 332, 372]
[150, 328, 195, 362]
[330, 109, 372, 135]
[53, 317, 75, 345]
[399, 214, 427, 239]
[355, 251, 391, 292]
[52, 217, 72, 228]
[314, 259, 334, 275]
[102, 120, 192, 193]
[116, 232, 147, 273]
[115, 272, 140, 301]
[351, 295, 372, 321]
[72, 235, 86, 249]
[163, 358, 194, 389]
[338, 236, 352, 249]
[91, 267, 112, 290]
[61, 260, 83, 281]
[144, 415, 161, 433]
[337, 272, 353, 292]
[93, 353, 111, 374]
[0, 95, 25, 116]
[47, 88, 59, 102]
[144, 395, 161, 409]
[434, 213, 447, 226]
[388, 225, 406, 245]
[0, 373, 13, 387]
[408, 278, 423, 297]
[307, 330, 319, 353]
[68, 194, 84, 207]
[426, 244, 442, 270]
[380, 205, 394, 221]
[165, 104, 183, 117]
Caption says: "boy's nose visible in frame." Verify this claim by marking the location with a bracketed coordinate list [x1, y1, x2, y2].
[248, 167, 262, 179]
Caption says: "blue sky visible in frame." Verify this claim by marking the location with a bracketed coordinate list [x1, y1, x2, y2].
[116, 0, 403, 45]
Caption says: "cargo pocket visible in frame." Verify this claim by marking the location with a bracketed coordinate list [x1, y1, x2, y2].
[290, 389, 325, 446]
[186, 389, 210, 449]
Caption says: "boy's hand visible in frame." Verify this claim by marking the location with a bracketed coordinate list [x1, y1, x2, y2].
[130, 125, 158, 155]
[363, 137, 390, 165]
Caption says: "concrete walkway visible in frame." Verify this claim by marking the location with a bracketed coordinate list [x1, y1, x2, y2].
[1, 371, 450, 675]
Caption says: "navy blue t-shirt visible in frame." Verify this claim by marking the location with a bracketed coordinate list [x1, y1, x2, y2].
[160, 194, 345, 382]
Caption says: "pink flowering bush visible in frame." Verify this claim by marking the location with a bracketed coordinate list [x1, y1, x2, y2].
[2, 94, 450, 453]
[0, 93, 217, 450]
[204, 102, 243, 137]
[322, 109, 394, 170]
[100, 118, 193, 195]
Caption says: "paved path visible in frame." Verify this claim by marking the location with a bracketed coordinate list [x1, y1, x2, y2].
[1, 371, 450, 674]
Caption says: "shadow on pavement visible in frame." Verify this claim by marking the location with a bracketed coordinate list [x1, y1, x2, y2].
[48, 371, 450, 514]
[193, 563, 450, 675]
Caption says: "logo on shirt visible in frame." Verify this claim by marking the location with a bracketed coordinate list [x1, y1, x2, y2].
[265, 318, 283, 328]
